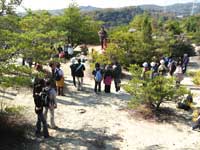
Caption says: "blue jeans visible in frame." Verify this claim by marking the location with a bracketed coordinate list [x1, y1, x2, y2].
[36, 112, 49, 137]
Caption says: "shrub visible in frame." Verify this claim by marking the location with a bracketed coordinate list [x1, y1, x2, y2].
[124, 64, 189, 110]
[193, 71, 200, 85]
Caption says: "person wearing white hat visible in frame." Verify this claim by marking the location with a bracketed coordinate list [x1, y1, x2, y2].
[150, 62, 158, 79]
[141, 62, 149, 79]
[158, 59, 168, 75]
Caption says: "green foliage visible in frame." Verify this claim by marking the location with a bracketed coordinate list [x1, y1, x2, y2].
[58, 4, 101, 46]
[124, 65, 188, 110]
[192, 71, 200, 85]
[4, 106, 25, 115]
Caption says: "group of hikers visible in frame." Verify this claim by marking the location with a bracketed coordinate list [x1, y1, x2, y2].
[141, 53, 190, 85]
[32, 53, 122, 138]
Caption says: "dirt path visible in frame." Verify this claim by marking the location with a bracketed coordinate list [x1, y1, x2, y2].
[3, 53, 200, 150]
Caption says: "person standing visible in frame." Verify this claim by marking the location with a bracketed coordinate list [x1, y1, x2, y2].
[98, 26, 108, 50]
[55, 63, 64, 96]
[158, 59, 168, 76]
[43, 80, 57, 129]
[67, 44, 74, 58]
[104, 65, 113, 93]
[182, 53, 189, 74]
[70, 57, 77, 87]
[33, 78, 49, 138]
[92, 63, 103, 93]
[174, 61, 184, 86]
[57, 45, 63, 54]
[75, 59, 85, 91]
[113, 61, 122, 92]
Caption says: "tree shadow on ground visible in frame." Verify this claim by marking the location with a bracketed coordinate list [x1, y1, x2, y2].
[0, 113, 39, 150]
[155, 106, 193, 129]
[56, 89, 131, 108]
[41, 127, 122, 150]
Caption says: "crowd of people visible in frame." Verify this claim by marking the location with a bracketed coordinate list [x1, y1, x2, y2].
[32, 54, 122, 138]
[91, 61, 122, 93]
[32, 46, 200, 138]
[141, 53, 190, 86]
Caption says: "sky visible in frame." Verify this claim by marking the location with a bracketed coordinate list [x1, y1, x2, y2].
[17, 0, 196, 12]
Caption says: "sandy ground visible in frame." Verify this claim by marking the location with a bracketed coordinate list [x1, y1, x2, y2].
[2, 51, 200, 150]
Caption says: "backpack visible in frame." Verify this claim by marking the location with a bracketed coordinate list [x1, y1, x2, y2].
[104, 75, 112, 85]
[55, 69, 62, 81]
[95, 70, 102, 82]
[40, 88, 50, 107]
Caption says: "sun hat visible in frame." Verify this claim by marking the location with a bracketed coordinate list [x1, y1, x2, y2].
[143, 62, 148, 67]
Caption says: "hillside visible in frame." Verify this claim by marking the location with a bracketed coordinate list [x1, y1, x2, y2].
[139, 3, 200, 16]
[18, 3, 200, 26]
[83, 6, 144, 27]
[50, 3, 200, 27]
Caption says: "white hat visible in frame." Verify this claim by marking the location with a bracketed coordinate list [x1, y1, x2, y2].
[160, 59, 165, 65]
[143, 62, 148, 67]
[184, 53, 188, 56]
[150, 62, 156, 67]
[71, 57, 76, 64]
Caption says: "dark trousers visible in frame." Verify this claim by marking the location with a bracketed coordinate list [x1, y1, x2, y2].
[114, 81, 120, 92]
[182, 65, 187, 74]
[94, 81, 101, 92]
[192, 118, 200, 130]
[105, 85, 111, 93]
[36, 112, 49, 137]
[72, 75, 76, 86]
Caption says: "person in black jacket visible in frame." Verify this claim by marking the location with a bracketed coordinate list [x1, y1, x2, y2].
[75, 59, 85, 91]
[33, 78, 49, 138]
[113, 61, 122, 92]
[70, 58, 77, 87]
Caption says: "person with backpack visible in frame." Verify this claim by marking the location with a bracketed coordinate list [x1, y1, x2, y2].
[113, 61, 122, 92]
[168, 58, 176, 76]
[54, 63, 64, 96]
[75, 59, 85, 91]
[43, 80, 57, 129]
[92, 63, 103, 93]
[33, 78, 49, 138]
[150, 62, 158, 79]
[104, 65, 113, 93]
[70, 57, 77, 87]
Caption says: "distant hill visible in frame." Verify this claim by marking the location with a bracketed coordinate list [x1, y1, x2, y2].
[139, 3, 200, 16]
[18, 3, 200, 26]
[82, 6, 144, 27]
